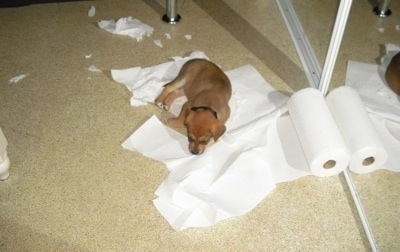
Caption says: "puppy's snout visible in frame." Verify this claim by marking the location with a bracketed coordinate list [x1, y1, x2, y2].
[190, 149, 200, 155]
[189, 142, 203, 155]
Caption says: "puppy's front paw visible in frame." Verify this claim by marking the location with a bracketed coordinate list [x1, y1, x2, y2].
[154, 99, 169, 111]
[159, 103, 169, 111]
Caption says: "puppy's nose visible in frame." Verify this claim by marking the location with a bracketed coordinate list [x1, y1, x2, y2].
[190, 149, 199, 155]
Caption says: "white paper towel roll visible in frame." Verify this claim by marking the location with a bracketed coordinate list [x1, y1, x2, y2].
[326, 86, 388, 173]
[287, 88, 350, 177]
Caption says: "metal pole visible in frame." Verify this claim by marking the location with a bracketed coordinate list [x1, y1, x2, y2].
[373, 0, 392, 17]
[344, 169, 379, 251]
[318, 0, 353, 96]
[163, 0, 181, 24]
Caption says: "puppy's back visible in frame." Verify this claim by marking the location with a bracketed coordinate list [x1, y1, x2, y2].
[181, 59, 231, 100]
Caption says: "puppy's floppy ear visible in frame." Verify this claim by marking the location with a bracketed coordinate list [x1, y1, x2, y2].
[184, 110, 194, 127]
[211, 121, 226, 141]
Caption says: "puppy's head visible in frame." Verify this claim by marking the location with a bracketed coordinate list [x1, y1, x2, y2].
[184, 109, 226, 155]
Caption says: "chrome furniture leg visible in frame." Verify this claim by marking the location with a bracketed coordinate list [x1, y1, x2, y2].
[373, 0, 392, 17]
[163, 0, 181, 24]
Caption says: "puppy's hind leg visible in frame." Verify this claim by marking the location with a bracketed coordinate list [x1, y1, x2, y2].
[154, 81, 174, 109]
[162, 88, 185, 111]
[155, 77, 187, 110]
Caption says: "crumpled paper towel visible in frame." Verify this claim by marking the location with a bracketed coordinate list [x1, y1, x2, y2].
[88, 6, 95, 17]
[345, 43, 400, 172]
[98, 16, 153, 42]
[88, 65, 101, 73]
[113, 52, 289, 230]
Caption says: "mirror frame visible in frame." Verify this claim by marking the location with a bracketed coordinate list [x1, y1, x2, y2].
[276, 0, 378, 250]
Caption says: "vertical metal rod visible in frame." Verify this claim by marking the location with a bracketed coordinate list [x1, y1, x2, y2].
[318, 0, 353, 96]
[373, 0, 392, 17]
[167, 0, 177, 19]
[163, 0, 181, 24]
[276, 0, 321, 89]
[344, 169, 379, 251]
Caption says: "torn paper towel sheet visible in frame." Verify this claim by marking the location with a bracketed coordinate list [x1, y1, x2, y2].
[368, 114, 400, 171]
[9, 74, 29, 83]
[115, 53, 289, 230]
[347, 61, 400, 122]
[98, 17, 153, 42]
[88, 65, 102, 73]
[88, 5, 95, 17]
[153, 39, 163, 48]
[346, 43, 400, 123]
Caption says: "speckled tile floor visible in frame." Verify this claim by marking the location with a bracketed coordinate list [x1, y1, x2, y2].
[0, 0, 399, 251]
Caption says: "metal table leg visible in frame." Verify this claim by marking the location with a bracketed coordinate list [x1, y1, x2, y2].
[163, 0, 181, 24]
[374, 0, 392, 17]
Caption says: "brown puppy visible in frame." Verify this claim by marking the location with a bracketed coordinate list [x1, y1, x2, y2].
[385, 51, 400, 96]
[155, 58, 232, 155]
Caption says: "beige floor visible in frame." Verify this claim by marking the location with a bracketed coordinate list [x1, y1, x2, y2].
[0, 0, 399, 251]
